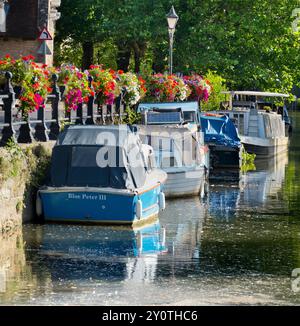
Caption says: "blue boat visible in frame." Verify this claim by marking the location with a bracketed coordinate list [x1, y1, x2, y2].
[200, 113, 242, 177]
[36, 125, 167, 226]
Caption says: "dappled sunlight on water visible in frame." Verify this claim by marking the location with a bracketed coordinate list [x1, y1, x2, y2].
[1, 113, 300, 305]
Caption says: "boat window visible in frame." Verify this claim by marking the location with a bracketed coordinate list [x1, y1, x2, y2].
[183, 111, 196, 123]
[147, 111, 182, 125]
[233, 113, 244, 135]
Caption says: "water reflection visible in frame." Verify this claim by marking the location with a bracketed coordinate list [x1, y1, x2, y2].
[209, 152, 289, 220]
[0, 229, 35, 302]
[29, 222, 167, 284]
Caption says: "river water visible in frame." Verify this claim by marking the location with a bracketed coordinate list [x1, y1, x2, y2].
[1, 113, 300, 306]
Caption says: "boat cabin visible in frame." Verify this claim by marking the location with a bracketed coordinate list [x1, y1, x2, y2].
[137, 102, 200, 127]
[219, 91, 288, 139]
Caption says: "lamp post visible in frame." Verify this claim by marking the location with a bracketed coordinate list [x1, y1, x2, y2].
[166, 6, 179, 75]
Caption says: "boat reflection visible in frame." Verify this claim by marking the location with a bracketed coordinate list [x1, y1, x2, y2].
[37, 222, 167, 283]
[240, 152, 288, 208]
[208, 152, 289, 219]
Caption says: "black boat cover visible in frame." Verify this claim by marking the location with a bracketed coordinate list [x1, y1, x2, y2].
[50, 125, 147, 189]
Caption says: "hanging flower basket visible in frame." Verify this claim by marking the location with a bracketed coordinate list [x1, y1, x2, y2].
[118, 71, 147, 106]
[144, 74, 191, 103]
[54, 65, 91, 112]
[0, 55, 51, 117]
[183, 74, 212, 103]
[89, 65, 120, 106]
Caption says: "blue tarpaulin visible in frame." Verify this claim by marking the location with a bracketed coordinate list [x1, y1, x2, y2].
[200, 114, 241, 148]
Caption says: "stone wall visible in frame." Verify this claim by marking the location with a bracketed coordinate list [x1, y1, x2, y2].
[0, 142, 55, 233]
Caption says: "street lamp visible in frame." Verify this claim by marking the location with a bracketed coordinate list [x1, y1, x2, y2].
[166, 6, 179, 75]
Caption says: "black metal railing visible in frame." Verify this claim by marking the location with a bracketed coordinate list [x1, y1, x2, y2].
[0, 72, 127, 146]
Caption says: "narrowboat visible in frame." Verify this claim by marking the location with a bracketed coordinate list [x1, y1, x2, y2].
[137, 102, 210, 198]
[219, 91, 289, 158]
[200, 113, 242, 178]
[36, 125, 167, 226]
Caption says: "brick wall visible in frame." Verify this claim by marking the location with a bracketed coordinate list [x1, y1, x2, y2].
[0, 38, 38, 59]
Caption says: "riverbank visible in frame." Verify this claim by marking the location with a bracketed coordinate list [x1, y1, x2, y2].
[0, 142, 54, 234]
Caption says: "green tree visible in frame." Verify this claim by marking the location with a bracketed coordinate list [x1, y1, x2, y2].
[55, 0, 107, 69]
[178, 0, 300, 94]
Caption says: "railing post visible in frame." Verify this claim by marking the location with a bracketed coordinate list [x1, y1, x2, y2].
[75, 102, 83, 125]
[1, 72, 17, 145]
[111, 104, 116, 125]
[86, 76, 96, 125]
[35, 101, 49, 142]
[66, 108, 72, 123]
[18, 76, 35, 143]
[119, 102, 126, 123]
[17, 112, 34, 143]
[115, 95, 121, 124]
[49, 74, 61, 140]
[102, 105, 107, 125]
[106, 104, 113, 125]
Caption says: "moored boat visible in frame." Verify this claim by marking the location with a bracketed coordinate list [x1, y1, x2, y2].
[137, 102, 209, 198]
[139, 125, 208, 198]
[219, 91, 289, 158]
[200, 113, 242, 179]
[37, 125, 167, 226]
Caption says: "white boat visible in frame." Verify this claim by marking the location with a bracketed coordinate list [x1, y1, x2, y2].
[139, 124, 208, 198]
[218, 91, 289, 158]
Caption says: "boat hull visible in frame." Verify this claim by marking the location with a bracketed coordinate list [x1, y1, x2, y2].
[39, 185, 163, 226]
[209, 144, 242, 169]
[241, 136, 289, 159]
[163, 167, 206, 198]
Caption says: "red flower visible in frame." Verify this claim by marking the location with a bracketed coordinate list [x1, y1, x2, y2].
[32, 83, 40, 90]
[118, 70, 124, 75]
[5, 54, 11, 59]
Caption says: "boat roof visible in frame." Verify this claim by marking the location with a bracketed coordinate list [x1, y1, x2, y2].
[137, 102, 199, 113]
[221, 91, 290, 98]
[56, 125, 139, 147]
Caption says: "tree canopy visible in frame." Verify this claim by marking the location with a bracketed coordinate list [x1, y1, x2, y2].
[55, 0, 300, 94]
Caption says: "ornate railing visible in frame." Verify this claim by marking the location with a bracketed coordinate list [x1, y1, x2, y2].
[0, 72, 127, 146]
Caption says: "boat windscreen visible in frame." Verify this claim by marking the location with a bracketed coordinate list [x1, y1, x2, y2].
[50, 145, 146, 189]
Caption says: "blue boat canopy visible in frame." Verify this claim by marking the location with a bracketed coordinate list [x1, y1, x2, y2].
[50, 125, 147, 190]
[200, 114, 241, 148]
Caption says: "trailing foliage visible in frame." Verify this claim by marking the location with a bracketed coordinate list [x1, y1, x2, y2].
[241, 148, 256, 173]
[0, 140, 51, 188]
